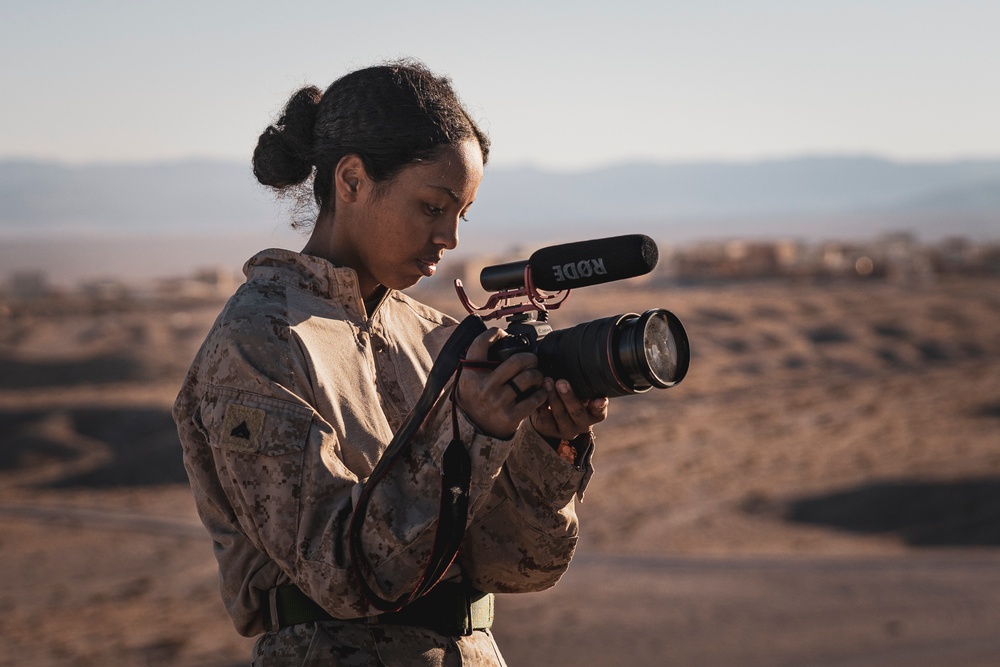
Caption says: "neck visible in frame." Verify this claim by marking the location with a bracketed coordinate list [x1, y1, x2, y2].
[301, 212, 335, 262]
[363, 285, 388, 317]
[302, 210, 384, 300]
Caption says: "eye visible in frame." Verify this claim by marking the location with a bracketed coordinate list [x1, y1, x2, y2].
[424, 203, 445, 216]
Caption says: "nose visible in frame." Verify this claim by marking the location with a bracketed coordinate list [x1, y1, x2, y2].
[433, 216, 459, 251]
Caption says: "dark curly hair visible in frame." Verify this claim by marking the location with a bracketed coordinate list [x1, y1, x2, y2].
[252, 60, 490, 227]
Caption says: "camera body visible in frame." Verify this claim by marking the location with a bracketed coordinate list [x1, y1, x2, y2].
[488, 314, 551, 362]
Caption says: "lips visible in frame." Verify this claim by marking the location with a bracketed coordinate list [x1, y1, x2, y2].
[417, 256, 441, 277]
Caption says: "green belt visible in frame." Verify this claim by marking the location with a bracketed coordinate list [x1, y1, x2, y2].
[263, 581, 494, 637]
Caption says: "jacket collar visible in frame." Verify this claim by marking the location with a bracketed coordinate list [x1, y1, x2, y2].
[243, 248, 379, 309]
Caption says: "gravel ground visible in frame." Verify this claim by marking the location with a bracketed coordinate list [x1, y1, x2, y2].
[2, 276, 999, 666]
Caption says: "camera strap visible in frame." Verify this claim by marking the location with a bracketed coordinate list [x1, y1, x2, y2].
[349, 314, 487, 612]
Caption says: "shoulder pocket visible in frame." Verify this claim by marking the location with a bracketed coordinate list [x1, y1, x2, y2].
[203, 384, 312, 456]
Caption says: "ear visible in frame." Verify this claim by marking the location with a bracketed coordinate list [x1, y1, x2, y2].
[332, 154, 370, 204]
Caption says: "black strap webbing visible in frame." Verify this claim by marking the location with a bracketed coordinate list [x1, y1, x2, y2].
[348, 314, 486, 612]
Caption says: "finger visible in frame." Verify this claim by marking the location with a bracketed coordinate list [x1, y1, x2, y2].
[504, 377, 536, 403]
[464, 328, 507, 362]
[516, 385, 550, 418]
[494, 352, 539, 383]
[509, 368, 544, 391]
[504, 366, 544, 403]
[530, 403, 557, 437]
[554, 380, 593, 427]
[509, 385, 549, 427]
[588, 396, 610, 421]
[541, 380, 580, 438]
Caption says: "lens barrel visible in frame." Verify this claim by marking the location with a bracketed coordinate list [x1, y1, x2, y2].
[535, 309, 689, 399]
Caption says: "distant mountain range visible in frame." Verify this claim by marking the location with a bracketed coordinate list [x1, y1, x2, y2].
[478, 156, 1000, 244]
[1, 156, 998, 284]
[2, 156, 999, 242]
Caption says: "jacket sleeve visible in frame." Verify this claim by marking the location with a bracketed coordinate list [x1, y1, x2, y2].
[458, 422, 595, 593]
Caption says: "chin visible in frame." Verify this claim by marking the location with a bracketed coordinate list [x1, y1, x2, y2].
[386, 276, 422, 292]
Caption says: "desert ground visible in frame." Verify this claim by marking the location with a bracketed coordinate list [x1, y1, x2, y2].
[2, 273, 999, 666]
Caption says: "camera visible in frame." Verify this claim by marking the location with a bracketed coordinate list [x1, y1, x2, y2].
[487, 308, 688, 399]
[454, 235, 690, 400]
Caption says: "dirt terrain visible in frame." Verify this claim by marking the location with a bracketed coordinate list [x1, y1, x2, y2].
[1, 275, 999, 666]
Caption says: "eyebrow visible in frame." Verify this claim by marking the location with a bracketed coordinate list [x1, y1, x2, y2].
[429, 185, 460, 203]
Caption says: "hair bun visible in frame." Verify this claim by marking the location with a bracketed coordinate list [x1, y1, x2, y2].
[252, 86, 323, 188]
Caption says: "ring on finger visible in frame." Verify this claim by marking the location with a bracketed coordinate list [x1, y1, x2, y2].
[505, 378, 536, 403]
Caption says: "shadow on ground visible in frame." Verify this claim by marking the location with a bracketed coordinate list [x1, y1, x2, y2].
[776, 478, 1000, 547]
[0, 407, 187, 487]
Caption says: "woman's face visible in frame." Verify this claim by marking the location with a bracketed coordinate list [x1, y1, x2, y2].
[334, 140, 484, 298]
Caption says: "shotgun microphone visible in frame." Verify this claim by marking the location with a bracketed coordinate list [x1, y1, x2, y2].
[479, 234, 659, 292]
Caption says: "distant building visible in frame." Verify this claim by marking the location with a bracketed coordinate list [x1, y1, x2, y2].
[193, 266, 242, 294]
[154, 266, 243, 300]
[664, 232, 1000, 283]
[80, 278, 131, 301]
[671, 241, 788, 280]
[7, 271, 52, 300]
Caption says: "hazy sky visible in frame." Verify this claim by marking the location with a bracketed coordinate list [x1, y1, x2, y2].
[2, 0, 997, 170]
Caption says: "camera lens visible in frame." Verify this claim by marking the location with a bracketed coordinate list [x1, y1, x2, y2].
[535, 309, 689, 399]
[618, 310, 689, 390]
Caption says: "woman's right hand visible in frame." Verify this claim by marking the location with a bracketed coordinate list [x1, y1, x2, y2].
[456, 328, 548, 439]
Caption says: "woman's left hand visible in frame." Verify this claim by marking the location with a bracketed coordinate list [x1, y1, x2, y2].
[530, 378, 608, 442]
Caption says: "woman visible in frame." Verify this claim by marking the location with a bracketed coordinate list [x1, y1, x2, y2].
[174, 60, 607, 666]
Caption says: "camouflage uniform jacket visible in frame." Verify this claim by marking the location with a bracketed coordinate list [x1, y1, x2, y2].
[173, 248, 595, 637]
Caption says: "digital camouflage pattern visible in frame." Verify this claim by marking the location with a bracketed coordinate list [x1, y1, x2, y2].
[173, 249, 594, 662]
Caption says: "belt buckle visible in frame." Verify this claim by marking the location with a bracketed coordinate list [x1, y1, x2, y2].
[468, 590, 494, 633]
